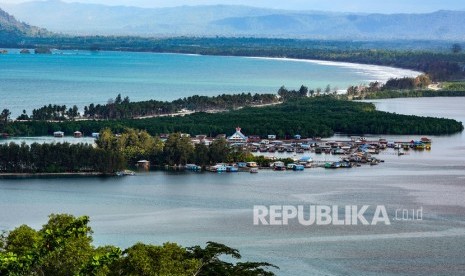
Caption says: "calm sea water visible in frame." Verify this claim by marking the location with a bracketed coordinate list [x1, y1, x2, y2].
[0, 49, 418, 116]
[1, 97, 464, 275]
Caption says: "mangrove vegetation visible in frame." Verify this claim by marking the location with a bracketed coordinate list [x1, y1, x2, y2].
[3, 97, 463, 138]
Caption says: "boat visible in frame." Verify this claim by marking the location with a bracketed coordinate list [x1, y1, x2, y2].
[414, 143, 426, 150]
[209, 164, 227, 172]
[53, 131, 65, 138]
[292, 164, 305, 171]
[325, 162, 341, 169]
[226, 166, 239, 172]
[246, 162, 258, 168]
[272, 161, 286, 171]
[186, 164, 202, 171]
[287, 163, 297, 170]
[116, 170, 136, 176]
[298, 156, 313, 168]
[332, 148, 346, 155]
[250, 168, 259, 173]
[420, 137, 432, 144]
[340, 162, 352, 168]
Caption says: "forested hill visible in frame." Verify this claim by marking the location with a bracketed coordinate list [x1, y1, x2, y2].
[0, 8, 48, 42]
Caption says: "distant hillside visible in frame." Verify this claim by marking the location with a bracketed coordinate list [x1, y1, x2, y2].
[212, 11, 465, 40]
[0, 7, 47, 38]
[0, 1, 279, 36]
[1, 1, 465, 40]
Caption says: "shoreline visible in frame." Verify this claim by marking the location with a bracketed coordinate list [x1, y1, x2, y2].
[0, 172, 110, 178]
[244, 56, 422, 84]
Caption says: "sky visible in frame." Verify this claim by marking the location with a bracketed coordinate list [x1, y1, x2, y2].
[1, 0, 465, 13]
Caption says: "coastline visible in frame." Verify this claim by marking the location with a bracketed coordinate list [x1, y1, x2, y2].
[244, 56, 422, 84]
[0, 172, 109, 178]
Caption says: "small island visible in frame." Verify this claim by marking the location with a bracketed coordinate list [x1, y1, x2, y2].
[34, 47, 52, 54]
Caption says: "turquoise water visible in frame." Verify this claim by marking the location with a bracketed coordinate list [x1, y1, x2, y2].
[0, 49, 418, 116]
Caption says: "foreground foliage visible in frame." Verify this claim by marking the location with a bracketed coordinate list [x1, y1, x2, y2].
[0, 214, 277, 276]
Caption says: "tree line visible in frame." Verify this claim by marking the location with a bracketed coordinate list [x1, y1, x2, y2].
[3, 97, 463, 139]
[277, 84, 337, 100]
[0, 142, 124, 174]
[84, 92, 278, 120]
[364, 90, 465, 100]
[96, 129, 255, 167]
[0, 214, 277, 275]
[13, 93, 279, 122]
[16, 104, 80, 121]
[346, 75, 434, 99]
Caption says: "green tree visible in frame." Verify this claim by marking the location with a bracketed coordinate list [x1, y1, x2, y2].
[187, 242, 278, 276]
[96, 128, 117, 151]
[452, 43, 462, 54]
[194, 143, 210, 167]
[298, 85, 308, 97]
[208, 138, 230, 164]
[163, 133, 194, 165]
[110, 243, 201, 276]
[0, 109, 11, 132]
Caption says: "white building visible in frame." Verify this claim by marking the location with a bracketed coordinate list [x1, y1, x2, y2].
[227, 127, 248, 144]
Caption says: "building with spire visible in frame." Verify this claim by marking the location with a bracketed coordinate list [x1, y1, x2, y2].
[227, 127, 248, 144]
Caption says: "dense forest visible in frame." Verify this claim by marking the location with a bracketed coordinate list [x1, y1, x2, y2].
[3, 97, 463, 138]
[0, 214, 277, 275]
[0, 142, 124, 174]
[2, 37, 465, 81]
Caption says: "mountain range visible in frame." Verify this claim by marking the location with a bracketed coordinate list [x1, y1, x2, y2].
[0, 7, 47, 37]
[1, 0, 465, 40]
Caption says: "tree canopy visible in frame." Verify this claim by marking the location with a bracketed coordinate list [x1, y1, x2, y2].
[0, 214, 278, 276]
